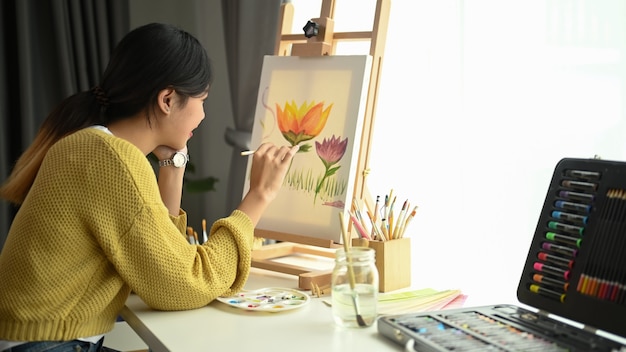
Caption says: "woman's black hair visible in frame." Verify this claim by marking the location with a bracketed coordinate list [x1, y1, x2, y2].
[101, 22, 213, 124]
[0, 23, 213, 204]
[45, 22, 213, 136]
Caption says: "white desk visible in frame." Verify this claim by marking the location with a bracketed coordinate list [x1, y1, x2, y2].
[120, 263, 626, 351]
[121, 267, 402, 352]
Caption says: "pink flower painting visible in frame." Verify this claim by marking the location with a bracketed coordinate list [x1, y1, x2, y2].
[314, 135, 348, 204]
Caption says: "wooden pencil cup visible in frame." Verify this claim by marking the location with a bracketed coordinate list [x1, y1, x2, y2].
[352, 237, 411, 292]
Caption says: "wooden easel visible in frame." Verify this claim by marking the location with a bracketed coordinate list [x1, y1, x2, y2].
[252, 0, 391, 290]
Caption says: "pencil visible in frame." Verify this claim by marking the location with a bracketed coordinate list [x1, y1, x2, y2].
[388, 205, 395, 239]
[387, 195, 397, 238]
[380, 218, 389, 240]
[367, 210, 384, 241]
[373, 195, 380, 223]
[383, 195, 389, 220]
[371, 195, 380, 238]
[350, 213, 370, 240]
[352, 199, 370, 235]
[350, 203, 371, 240]
[400, 206, 418, 238]
[240, 150, 255, 156]
[389, 195, 397, 214]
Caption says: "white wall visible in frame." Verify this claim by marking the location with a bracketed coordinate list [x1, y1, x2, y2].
[374, 0, 626, 305]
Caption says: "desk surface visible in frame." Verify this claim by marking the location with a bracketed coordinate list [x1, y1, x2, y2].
[121, 267, 626, 351]
[121, 267, 402, 352]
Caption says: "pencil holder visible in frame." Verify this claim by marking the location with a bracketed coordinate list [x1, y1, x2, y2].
[352, 237, 411, 292]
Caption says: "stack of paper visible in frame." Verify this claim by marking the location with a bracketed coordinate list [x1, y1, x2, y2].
[377, 288, 466, 315]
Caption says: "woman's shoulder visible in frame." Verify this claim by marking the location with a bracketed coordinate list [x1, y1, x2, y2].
[56, 127, 142, 157]
[49, 127, 151, 173]
[45, 127, 159, 197]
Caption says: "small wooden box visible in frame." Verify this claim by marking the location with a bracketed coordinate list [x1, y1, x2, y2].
[352, 237, 411, 292]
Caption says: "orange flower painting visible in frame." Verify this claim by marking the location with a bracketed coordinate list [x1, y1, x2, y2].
[260, 98, 348, 204]
[276, 100, 333, 152]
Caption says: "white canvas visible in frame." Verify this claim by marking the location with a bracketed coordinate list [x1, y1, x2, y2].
[243, 55, 372, 244]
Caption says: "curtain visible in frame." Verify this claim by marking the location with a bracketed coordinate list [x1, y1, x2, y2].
[221, 0, 284, 212]
[0, 0, 129, 250]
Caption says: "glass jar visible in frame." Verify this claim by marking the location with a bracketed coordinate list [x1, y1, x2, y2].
[331, 247, 378, 328]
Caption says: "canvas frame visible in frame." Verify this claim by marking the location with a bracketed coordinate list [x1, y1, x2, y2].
[243, 55, 372, 244]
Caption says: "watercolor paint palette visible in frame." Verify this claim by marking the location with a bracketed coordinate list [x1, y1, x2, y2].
[217, 287, 310, 312]
[378, 158, 626, 351]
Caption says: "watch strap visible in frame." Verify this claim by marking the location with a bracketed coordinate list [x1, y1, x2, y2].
[158, 159, 174, 167]
[158, 153, 189, 168]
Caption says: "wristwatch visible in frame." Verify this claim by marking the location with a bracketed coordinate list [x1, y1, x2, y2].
[158, 151, 189, 168]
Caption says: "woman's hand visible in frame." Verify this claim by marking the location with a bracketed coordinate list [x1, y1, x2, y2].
[153, 145, 188, 163]
[153, 145, 188, 216]
[237, 143, 299, 226]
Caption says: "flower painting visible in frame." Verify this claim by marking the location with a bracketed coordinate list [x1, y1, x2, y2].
[243, 55, 372, 244]
[314, 135, 348, 204]
[276, 100, 332, 152]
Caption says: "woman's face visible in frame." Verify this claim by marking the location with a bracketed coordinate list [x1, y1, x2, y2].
[161, 91, 208, 150]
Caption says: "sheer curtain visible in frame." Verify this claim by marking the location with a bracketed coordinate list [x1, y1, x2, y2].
[0, 0, 129, 249]
[291, 0, 626, 305]
[221, 0, 283, 213]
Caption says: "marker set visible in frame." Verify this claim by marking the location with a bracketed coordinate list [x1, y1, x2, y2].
[525, 167, 598, 303]
[517, 158, 626, 337]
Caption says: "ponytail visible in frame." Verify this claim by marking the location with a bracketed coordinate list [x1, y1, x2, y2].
[0, 90, 102, 204]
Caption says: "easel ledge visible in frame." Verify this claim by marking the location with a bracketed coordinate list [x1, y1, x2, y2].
[251, 0, 390, 291]
[253, 229, 339, 290]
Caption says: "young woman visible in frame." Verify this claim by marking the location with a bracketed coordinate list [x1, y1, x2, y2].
[0, 23, 298, 351]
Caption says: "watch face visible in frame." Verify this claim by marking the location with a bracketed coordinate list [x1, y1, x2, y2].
[172, 152, 187, 167]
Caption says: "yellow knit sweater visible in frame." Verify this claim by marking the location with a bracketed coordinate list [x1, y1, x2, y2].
[0, 128, 254, 341]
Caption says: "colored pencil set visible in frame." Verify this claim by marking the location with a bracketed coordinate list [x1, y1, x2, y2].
[349, 189, 418, 241]
[576, 188, 626, 303]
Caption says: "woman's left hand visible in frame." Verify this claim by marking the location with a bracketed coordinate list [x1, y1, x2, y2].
[153, 145, 188, 162]
[153, 145, 188, 216]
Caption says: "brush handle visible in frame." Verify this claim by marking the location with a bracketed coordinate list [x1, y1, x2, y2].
[339, 213, 357, 290]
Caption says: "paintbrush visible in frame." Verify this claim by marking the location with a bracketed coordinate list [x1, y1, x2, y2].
[186, 226, 196, 244]
[338, 212, 367, 327]
[200, 219, 208, 244]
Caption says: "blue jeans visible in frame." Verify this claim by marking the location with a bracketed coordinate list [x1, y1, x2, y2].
[2, 337, 105, 352]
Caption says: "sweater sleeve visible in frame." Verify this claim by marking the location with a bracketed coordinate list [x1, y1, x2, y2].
[69, 129, 255, 311]
[205, 210, 255, 296]
[113, 208, 254, 311]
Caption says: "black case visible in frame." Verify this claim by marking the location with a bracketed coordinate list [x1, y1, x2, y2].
[517, 157, 626, 337]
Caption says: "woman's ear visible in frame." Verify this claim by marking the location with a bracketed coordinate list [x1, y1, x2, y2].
[157, 88, 176, 114]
